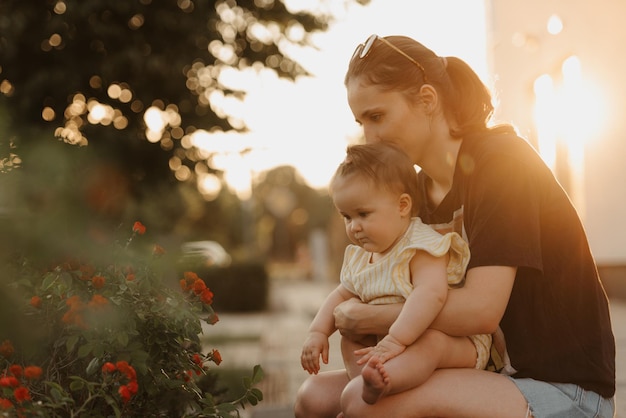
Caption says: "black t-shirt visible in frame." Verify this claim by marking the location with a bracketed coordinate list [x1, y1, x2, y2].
[417, 126, 616, 397]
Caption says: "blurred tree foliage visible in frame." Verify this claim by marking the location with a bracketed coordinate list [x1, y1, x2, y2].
[252, 165, 333, 261]
[0, 0, 366, 260]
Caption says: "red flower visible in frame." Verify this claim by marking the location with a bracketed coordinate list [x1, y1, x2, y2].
[192, 279, 206, 295]
[192, 353, 203, 367]
[210, 349, 222, 366]
[61, 310, 75, 324]
[132, 221, 146, 235]
[91, 275, 106, 289]
[153, 244, 166, 255]
[101, 362, 116, 374]
[0, 340, 14, 359]
[127, 380, 139, 395]
[179, 279, 188, 291]
[65, 295, 83, 309]
[115, 361, 137, 381]
[184, 271, 199, 282]
[13, 387, 30, 403]
[79, 264, 95, 280]
[200, 288, 214, 305]
[30, 296, 42, 309]
[125, 273, 136, 281]
[207, 312, 219, 325]
[9, 365, 22, 378]
[0, 376, 19, 388]
[118, 385, 132, 403]
[23, 366, 42, 380]
[88, 294, 109, 308]
[0, 398, 12, 409]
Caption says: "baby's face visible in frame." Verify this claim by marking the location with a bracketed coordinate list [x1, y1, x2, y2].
[332, 175, 409, 255]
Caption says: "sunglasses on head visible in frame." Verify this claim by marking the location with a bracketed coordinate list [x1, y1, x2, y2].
[352, 34, 428, 82]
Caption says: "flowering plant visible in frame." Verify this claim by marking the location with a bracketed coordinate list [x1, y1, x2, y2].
[0, 222, 263, 417]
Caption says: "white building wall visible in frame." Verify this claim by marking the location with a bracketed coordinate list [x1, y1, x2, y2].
[485, 0, 626, 264]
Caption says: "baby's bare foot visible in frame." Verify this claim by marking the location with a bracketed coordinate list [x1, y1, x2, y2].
[361, 356, 390, 404]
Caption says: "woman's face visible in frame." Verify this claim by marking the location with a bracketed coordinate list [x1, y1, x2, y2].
[346, 77, 432, 166]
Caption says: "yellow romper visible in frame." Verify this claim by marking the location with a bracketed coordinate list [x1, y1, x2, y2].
[340, 217, 491, 369]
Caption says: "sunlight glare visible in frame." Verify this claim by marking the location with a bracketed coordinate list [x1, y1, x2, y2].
[192, 0, 487, 192]
[533, 74, 558, 170]
[222, 154, 253, 200]
[533, 55, 608, 218]
[547, 14, 563, 35]
[197, 173, 222, 201]
[144, 106, 166, 132]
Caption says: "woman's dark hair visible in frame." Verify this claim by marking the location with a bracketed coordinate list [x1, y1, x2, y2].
[330, 142, 420, 216]
[345, 36, 494, 138]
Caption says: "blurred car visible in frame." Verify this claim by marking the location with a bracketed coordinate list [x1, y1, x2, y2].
[180, 241, 232, 268]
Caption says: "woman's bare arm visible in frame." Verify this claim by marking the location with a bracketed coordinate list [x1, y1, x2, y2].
[430, 265, 516, 336]
[334, 265, 516, 339]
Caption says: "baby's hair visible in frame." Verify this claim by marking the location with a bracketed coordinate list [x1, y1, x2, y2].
[330, 142, 420, 216]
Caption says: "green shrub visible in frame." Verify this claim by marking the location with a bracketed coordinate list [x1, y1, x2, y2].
[0, 222, 263, 417]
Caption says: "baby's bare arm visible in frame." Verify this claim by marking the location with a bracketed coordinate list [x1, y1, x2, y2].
[301, 284, 354, 374]
[388, 250, 449, 347]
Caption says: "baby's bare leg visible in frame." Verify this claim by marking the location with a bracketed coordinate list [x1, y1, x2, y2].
[361, 329, 476, 404]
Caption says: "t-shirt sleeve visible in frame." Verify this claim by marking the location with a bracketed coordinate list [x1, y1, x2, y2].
[463, 154, 543, 272]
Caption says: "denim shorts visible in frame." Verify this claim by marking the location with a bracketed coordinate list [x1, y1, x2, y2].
[509, 377, 615, 418]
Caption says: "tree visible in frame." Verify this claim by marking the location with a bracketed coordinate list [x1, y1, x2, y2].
[0, 0, 367, 251]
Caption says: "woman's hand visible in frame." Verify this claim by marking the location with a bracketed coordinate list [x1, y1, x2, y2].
[333, 299, 403, 340]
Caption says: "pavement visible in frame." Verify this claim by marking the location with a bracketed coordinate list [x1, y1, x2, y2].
[202, 279, 626, 418]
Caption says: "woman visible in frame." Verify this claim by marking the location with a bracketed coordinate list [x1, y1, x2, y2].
[294, 35, 615, 418]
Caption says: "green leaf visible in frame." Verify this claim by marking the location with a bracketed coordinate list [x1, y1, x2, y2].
[93, 343, 104, 357]
[86, 357, 100, 375]
[109, 296, 123, 305]
[250, 388, 263, 401]
[45, 382, 68, 401]
[251, 365, 264, 384]
[69, 379, 84, 392]
[50, 387, 63, 401]
[116, 332, 129, 346]
[77, 342, 93, 358]
[41, 272, 59, 291]
[66, 334, 80, 352]
[60, 272, 74, 289]
[104, 395, 121, 418]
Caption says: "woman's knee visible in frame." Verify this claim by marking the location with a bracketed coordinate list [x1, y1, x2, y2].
[295, 372, 346, 418]
[294, 377, 319, 417]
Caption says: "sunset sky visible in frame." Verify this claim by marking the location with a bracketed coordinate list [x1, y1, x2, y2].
[196, 0, 487, 196]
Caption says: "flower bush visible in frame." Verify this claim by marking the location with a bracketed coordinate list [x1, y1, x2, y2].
[0, 222, 263, 417]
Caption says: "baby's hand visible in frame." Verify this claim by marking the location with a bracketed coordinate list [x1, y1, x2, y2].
[300, 331, 329, 375]
[355, 334, 406, 365]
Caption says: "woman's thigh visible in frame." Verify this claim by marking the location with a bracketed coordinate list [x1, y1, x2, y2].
[341, 368, 530, 418]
